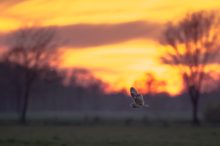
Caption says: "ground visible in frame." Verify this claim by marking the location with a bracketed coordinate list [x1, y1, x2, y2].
[0, 124, 219, 146]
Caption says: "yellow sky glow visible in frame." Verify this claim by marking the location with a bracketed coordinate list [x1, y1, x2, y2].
[1, 0, 220, 95]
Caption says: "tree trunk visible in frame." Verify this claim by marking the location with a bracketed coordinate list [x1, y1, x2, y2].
[20, 84, 31, 124]
[189, 86, 200, 126]
[192, 98, 200, 126]
[15, 85, 22, 114]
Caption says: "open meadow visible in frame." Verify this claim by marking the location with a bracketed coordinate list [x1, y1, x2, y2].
[0, 124, 219, 146]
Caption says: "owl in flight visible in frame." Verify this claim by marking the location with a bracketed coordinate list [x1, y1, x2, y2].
[130, 87, 149, 108]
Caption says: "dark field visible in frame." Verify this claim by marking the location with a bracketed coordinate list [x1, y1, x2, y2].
[0, 124, 219, 146]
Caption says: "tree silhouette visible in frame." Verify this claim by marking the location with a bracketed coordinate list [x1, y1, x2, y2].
[65, 68, 108, 110]
[161, 11, 220, 125]
[2, 26, 59, 123]
[134, 72, 166, 95]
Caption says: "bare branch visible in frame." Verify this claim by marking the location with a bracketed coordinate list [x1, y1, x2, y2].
[161, 10, 220, 125]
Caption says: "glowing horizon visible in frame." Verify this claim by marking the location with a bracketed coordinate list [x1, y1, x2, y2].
[1, 0, 220, 95]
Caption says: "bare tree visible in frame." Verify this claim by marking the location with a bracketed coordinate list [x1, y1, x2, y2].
[2, 26, 59, 123]
[161, 11, 220, 125]
[134, 73, 166, 95]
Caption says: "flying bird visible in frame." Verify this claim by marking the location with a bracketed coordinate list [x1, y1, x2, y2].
[130, 87, 149, 108]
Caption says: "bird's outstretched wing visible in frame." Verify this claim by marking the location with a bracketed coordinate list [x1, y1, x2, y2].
[130, 87, 149, 108]
[130, 87, 138, 99]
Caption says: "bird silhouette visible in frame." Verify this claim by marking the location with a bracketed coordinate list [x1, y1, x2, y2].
[130, 87, 149, 108]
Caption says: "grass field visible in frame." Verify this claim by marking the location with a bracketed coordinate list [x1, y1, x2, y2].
[0, 124, 219, 146]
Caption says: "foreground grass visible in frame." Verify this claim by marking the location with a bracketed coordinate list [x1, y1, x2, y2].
[0, 124, 219, 146]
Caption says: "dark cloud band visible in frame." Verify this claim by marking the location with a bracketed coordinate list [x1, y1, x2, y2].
[56, 21, 163, 48]
[0, 21, 164, 49]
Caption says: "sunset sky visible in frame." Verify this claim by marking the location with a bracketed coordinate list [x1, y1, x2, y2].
[0, 0, 220, 95]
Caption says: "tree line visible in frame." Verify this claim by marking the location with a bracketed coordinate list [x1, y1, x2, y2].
[0, 10, 220, 125]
